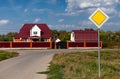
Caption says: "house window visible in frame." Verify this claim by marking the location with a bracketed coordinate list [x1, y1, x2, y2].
[22, 38, 28, 42]
[33, 31, 37, 35]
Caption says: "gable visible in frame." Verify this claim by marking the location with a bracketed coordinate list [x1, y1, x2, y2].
[70, 32, 75, 42]
[30, 25, 41, 37]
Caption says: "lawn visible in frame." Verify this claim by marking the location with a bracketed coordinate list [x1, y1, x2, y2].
[0, 51, 18, 61]
[45, 50, 120, 79]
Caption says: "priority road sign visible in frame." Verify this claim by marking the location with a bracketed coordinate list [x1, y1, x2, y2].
[89, 8, 109, 28]
[89, 8, 109, 78]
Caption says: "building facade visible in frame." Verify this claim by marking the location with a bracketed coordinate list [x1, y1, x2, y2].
[70, 30, 98, 42]
[14, 24, 51, 42]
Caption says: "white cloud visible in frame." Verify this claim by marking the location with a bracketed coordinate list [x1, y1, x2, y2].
[118, 12, 120, 17]
[79, 20, 93, 26]
[78, 20, 120, 30]
[24, 20, 29, 22]
[105, 22, 120, 26]
[48, 20, 120, 31]
[48, 24, 76, 31]
[51, 0, 56, 3]
[32, 8, 45, 12]
[24, 8, 28, 12]
[47, 0, 57, 4]
[100, 7, 117, 14]
[65, 0, 120, 15]
[32, 8, 53, 14]
[56, 12, 77, 16]
[79, 2, 98, 9]
[34, 18, 40, 23]
[78, 20, 96, 29]
[102, 21, 120, 31]
[0, 20, 10, 25]
[58, 19, 64, 22]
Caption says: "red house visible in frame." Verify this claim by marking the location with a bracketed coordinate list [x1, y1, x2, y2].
[70, 30, 98, 42]
[14, 24, 51, 42]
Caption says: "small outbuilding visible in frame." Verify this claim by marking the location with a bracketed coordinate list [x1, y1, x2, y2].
[70, 30, 98, 42]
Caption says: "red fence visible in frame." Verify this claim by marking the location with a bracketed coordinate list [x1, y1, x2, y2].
[0, 42, 51, 48]
[68, 42, 84, 47]
[0, 42, 10, 48]
[53, 41, 102, 49]
[68, 41, 102, 48]
[86, 42, 98, 47]
[0, 41, 102, 49]
[32, 42, 51, 47]
[12, 42, 30, 48]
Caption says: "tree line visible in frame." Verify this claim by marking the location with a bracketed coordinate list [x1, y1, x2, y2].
[0, 32, 17, 41]
[0, 29, 120, 48]
[51, 29, 120, 48]
[100, 30, 120, 48]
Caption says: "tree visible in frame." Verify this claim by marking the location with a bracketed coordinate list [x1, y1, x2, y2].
[100, 30, 120, 48]
[6, 32, 17, 41]
[85, 28, 94, 31]
[0, 32, 17, 41]
[58, 30, 70, 42]
[51, 30, 59, 41]
[51, 30, 70, 42]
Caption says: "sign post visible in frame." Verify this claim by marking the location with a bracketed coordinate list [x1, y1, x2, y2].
[89, 8, 109, 78]
[98, 28, 100, 77]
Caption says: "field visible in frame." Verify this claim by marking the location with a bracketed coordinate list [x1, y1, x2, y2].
[0, 51, 18, 61]
[45, 50, 120, 79]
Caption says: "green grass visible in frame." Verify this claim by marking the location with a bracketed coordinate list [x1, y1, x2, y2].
[0, 51, 19, 61]
[44, 50, 120, 79]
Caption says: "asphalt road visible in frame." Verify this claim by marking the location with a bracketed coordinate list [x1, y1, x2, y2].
[1, 49, 118, 79]
[0, 49, 85, 79]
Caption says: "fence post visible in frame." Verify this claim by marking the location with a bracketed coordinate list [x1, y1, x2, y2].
[84, 40, 86, 48]
[100, 41, 103, 48]
[50, 42, 52, 49]
[55, 42, 57, 49]
[10, 41, 12, 48]
[30, 41, 32, 48]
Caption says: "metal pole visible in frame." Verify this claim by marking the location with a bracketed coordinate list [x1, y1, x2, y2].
[98, 29, 101, 78]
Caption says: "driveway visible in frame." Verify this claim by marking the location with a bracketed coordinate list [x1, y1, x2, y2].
[0, 49, 84, 79]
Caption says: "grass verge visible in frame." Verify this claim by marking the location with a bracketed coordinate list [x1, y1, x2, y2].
[41, 50, 120, 79]
[0, 51, 19, 61]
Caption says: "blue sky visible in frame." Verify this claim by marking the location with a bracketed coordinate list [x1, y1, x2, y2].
[0, 0, 120, 34]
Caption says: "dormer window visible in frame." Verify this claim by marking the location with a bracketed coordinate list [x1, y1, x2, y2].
[34, 31, 37, 35]
[30, 25, 41, 37]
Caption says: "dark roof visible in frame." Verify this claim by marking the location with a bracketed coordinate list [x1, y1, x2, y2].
[14, 24, 51, 39]
[73, 30, 98, 41]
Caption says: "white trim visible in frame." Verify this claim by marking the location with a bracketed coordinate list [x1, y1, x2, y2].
[70, 32, 75, 42]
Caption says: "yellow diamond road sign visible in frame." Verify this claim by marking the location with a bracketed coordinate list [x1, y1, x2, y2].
[89, 8, 109, 28]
